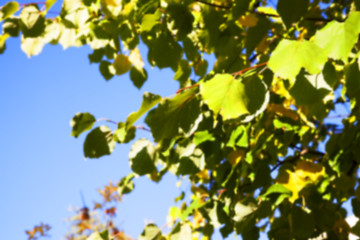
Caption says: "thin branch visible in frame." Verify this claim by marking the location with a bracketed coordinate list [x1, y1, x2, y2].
[97, 118, 118, 125]
[271, 147, 325, 172]
[136, 125, 151, 132]
[176, 83, 200, 94]
[231, 61, 268, 76]
[256, 12, 332, 22]
[194, 0, 231, 10]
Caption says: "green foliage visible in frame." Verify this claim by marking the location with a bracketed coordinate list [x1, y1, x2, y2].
[5, 0, 360, 239]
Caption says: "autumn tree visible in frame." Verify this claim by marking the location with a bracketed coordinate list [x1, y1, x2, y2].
[4, 0, 360, 239]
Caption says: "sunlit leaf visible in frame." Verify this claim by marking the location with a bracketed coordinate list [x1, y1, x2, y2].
[21, 36, 45, 57]
[268, 39, 327, 81]
[313, 11, 360, 60]
[201, 74, 249, 120]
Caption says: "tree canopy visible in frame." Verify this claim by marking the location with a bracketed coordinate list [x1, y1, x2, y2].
[3, 0, 360, 239]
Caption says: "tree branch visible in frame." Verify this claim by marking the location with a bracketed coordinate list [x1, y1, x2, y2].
[256, 12, 332, 22]
[194, 0, 231, 10]
[231, 61, 268, 76]
[271, 147, 325, 172]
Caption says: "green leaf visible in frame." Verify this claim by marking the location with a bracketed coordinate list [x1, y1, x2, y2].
[289, 73, 331, 105]
[20, 5, 45, 37]
[174, 59, 191, 85]
[84, 126, 115, 159]
[99, 60, 115, 81]
[129, 139, 156, 175]
[0, 1, 19, 21]
[113, 54, 132, 75]
[3, 18, 20, 37]
[130, 66, 148, 89]
[291, 206, 315, 239]
[262, 183, 292, 197]
[166, 3, 194, 40]
[180, 197, 206, 221]
[193, 130, 215, 145]
[70, 112, 96, 138]
[117, 173, 135, 195]
[147, 32, 182, 69]
[313, 11, 360, 60]
[139, 224, 162, 240]
[345, 60, 360, 101]
[113, 122, 136, 143]
[227, 125, 248, 148]
[245, 15, 270, 56]
[176, 140, 205, 175]
[277, 0, 309, 29]
[126, 92, 162, 128]
[268, 39, 327, 81]
[140, 10, 161, 32]
[200, 74, 249, 120]
[145, 89, 200, 141]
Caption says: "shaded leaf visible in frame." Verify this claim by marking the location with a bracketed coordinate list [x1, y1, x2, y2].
[113, 122, 136, 143]
[126, 92, 162, 128]
[130, 66, 148, 89]
[277, 0, 309, 29]
[84, 126, 115, 159]
[145, 89, 200, 141]
[20, 5, 45, 37]
[0, 1, 19, 21]
[118, 173, 135, 195]
[129, 139, 156, 175]
[70, 112, 96, 138]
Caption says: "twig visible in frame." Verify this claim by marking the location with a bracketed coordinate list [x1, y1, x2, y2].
[97, 118, 118, 125]
[271, 147, 325, 172]
[176, 83, 200, 94]
[231, 61, 268, 76]
[136, 125, 151, 132]
[256, 12, 332, 22]
[194, 0, 231, 9]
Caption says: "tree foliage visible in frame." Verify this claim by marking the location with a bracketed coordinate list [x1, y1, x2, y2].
[5, 0, 360, 239]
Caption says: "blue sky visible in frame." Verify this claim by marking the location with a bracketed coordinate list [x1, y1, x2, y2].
[0, 35, 188, 239]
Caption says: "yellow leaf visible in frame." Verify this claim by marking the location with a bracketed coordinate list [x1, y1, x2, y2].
[277, 161, 325, 202]
[105, 0, 121, 7]
[227, 149, 246, 166]
[237, 13, 258, 27]
[113, 54, 132, 75]
[267, 103, 299, 121]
